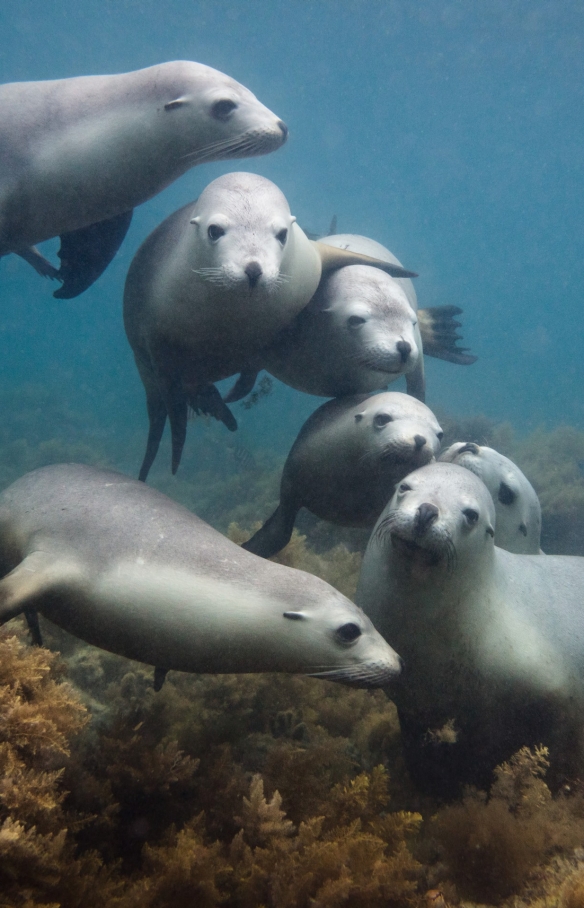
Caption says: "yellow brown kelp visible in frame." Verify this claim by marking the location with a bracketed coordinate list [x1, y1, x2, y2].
[429, 746, 584, 904]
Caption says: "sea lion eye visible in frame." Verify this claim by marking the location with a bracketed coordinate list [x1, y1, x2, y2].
[211, 98, 238, 120]
[347, 315, 366, 328]
[276, 228, 288, 245]
[207, 224, 225, 241]
[498, 482, 516, 506]
[399, 482, 412, 493]
[374, 413, 393, 428]
[463, 508, 479, 525]
[336, 622, 362, 644]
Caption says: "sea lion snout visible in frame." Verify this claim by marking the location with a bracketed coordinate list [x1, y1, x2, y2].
[397, 339, 412, 362]
[244, 261, 263, 287]
[415, 502, 439, 536]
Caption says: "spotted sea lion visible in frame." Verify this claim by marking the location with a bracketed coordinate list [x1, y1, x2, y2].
[243, 392, 443, 559]
[0, 61, 288, 297]
[439, 442, 542, 554]
[0, 464, 402, 688]
[356, 462, 584, 795]
[225, 234, 476, 406]
[123, 174, 417, 481]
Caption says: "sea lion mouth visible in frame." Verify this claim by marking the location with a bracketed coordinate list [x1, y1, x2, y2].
[307, 661, 400, 688]
[373, 509, 457, 571]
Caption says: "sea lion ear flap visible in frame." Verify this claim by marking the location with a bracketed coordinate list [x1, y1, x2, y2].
[486, 524, 495, 538]
[314, 242, 418, 279]
[164, 98, 188, 110]
[190, 216, 201, 226]
[290, 215, 297, 224]
[283, 611, 306, 621]
[354, 413, 365, 422]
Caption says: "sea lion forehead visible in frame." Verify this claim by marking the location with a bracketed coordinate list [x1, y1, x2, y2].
[194, 172, 291, 216]
[401, 462, 494, 508]
[364, 392, 438, 422]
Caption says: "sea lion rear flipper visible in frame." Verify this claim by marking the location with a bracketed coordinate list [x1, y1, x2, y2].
[406, 359, 426, 402]
[315, 242, 418, 279]
[53, 209, 133, 299]
[153, 667, 168, 691]
[0, 551, 69, 625]
[188, 384, 238, 433]
[17, 246, 60, 279]
[242, 503, 299, 559]
[417, 306, 478, 365]
[223, 371, 259, 403]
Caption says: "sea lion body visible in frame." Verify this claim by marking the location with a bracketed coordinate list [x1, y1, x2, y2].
[124, 175, 417, 480]
[0, 464, 401, 686]
[439, 442, 542, 554]
[356, 462, 584, 795]
[0, 61, 287, 296]
[244, 392, 443, 559]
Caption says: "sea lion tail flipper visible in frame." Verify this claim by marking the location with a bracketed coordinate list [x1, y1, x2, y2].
[406, 359, 426, 402]
[223, 370, 259, 403]
[0, 552, 72, 625]
[314, 242, 418, 279]
[17, 246, 60, 279]
[53, 209, 133, 299]
[417, 306, 478, 365]
[24, 608, 43, 646]
[242, 503, 299, 559]
[188, 384, 238, 433]
[138, 386, 168, 483]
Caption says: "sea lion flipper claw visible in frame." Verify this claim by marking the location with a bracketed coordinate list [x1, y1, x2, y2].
[53, 209, 133, 299]
[223, 370, 258, 403]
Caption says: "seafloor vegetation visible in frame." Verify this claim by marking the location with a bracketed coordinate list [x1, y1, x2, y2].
[2, 384, 584, 907]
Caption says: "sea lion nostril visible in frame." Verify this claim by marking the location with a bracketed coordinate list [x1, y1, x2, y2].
[415, 502, 439, 535]
[277, 120, 289, 140]
[245, 261, 263, 286]
[414, 434, 426, 450]
[397, 340, 411, 362]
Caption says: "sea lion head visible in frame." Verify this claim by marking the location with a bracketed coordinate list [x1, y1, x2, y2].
[317, 265, 422, 382]
[276, 575, 403, 687]
[160, 61, 288, 163]
[374, 462, 496, 574]
[439, 443, 542, 554]
[351, 392, 443, 470]
[189, 172, 305, 296]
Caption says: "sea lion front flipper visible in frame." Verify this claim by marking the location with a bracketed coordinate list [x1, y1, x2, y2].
[164, 382, 189, 476]
[242, 502, 299, 559]
[417, 306, 478, 365]
[17, 246, 60, 279]
[405, 359, 426, 402]
[24, 608, 43, 646]
[188, 384, 238, 433]
[314, 242, 418, 279]
[53, 209, 133, 299]
[153, 667, 168, 691]
[223, 370, 259, 403]
[0, 551, 71, 625]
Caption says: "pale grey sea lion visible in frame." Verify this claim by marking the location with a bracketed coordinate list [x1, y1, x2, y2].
[439, 442, 542, 554]
[0, 61, 288, 297]
[123, 174, 417, 481]
[0, 464, 402, 688]
[225, 234, 476, 406]
[243, 392, 443, 559]
[356, 462, 584, 795]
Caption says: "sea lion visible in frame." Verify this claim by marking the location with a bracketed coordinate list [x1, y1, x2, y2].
[0, 463, 402, 688]
[439, 442, 542, 554]
[225, 234, 476, 406]
[123, 174, 417, 481]
[0, 61, 288, 297]
[356, 462, 584, 796]
[243, 392, 443, 559]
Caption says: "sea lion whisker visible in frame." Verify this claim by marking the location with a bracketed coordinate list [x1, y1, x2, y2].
[373, 510, 400, 545]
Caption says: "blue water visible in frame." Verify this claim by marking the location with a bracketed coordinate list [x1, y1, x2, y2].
[2, 0, 584, 465]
